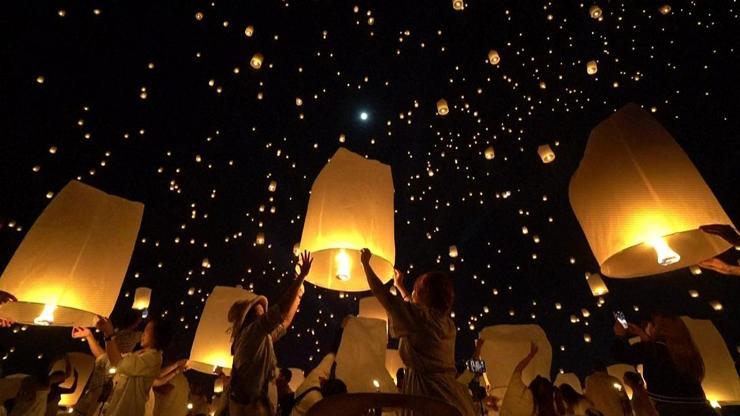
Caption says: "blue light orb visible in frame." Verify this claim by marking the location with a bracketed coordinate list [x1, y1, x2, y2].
[360, 111, 368, 121]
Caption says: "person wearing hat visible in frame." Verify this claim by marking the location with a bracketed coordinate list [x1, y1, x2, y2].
[228, 251, 312, 416]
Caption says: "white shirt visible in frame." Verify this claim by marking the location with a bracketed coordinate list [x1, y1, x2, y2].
[104, 349, 162, 416]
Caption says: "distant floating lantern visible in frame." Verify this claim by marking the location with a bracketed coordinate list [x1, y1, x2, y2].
[539, 81, 547, 89]
[583, 334, 592, 343]
[255, 232, 265, 245]
[484, 146, 495, 160]
[537, 144, 555, 163]
[244, 25, 254, 37]
[589, 5, 603, 19]
[659, 4, 672, 15]
[585, 272, 609, 296]
[436, 99, 449, 116]
[295, 97, 303, 107]
[581, 308, 591, 318]
[190, 286, 255, 375]
[213, 378, 224, 394]
[488, 49, 501, 65]
[339, 133, 346, 143]
[194, 11, 204, 21]
[132, 287, 152, 310]
[569, 103, 735, 278]
[250, 53, 264, 70]
[448, 245, 459, 258]
[299, 148, 395, 291]
[452, 0, 464, 11]
[688, 289, 699, 298]
[268, 180, 277, 192]
[586, 60, 598, 75]
[689, 265, 702, 275]
[709, 301, 723, 311]
[0, 181, 143, 327]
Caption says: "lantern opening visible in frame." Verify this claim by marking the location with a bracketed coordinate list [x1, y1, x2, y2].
[34, 303, 57, 326]
[647, 237, 680, 266]
[335, 249, 351, 281]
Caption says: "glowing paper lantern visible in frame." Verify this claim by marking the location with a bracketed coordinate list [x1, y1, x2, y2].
[190, 286, 254, 375]
[268, 180, 277, 192]
[213, 378, 224, 394]
[50, 353, 96, 407]
[484, 146, 495, 160]
[448, 245, 459, 258]
[255, 232, 265, 245]
[386, 348, 404, 384]
[250, 53, 264, 69]
[0, 181, 144, 327]
[554, 372, 583, 394]
[359, 296, 388, 324]
[607, 364, 636, 398]
[487, 50, 500, 65]
[335, 316, 396, 393]
[585, 272, 609, 296]
[452, 0, 464, 11]
[436, 99, 449, 116]
[132, 287, 152, 310]
[537, 144, 555, 163]
[589, 5, 603, 19]
[479, 325, 552, 398]
[569, 103, 735, 278]
[287, 368, 305, 392]
[681, 317, 740, 404]
[299, 148, 395, 292]
[587, 60, 598, 75]
[244, 25, 254, 37]
[659, 4, 672, 15]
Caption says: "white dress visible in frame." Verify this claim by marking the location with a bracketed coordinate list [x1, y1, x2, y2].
[104, 349, 162, 416]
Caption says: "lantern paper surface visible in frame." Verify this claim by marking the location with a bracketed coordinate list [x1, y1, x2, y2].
[569, 104, 735, 278]
[479, 324, 552, 397]
[50, 352, 95, 407]
[554, 372, 583, 394]
[682, 317, 740, 404]
[299, 148, 395, 291]
[607, 364, 636, 398]
[190, 286, 254, 374]
[385, 348, 404, 384]
[0, 181, 144, 327]
[537, 144, 555, 163]
[335, 316, 396, 393]
[285, 368, 305, 392]
[132, 287, 152, 310]
[585, 272, 609, 296]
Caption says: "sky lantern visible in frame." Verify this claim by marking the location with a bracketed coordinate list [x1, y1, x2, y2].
[436, 99, 449, 116]
[132, 287, 152, 310]
[589, 5, 603, 19]
[569, 103, 735, 278]
[255, 231, 265, 245]
[244, 25, 254, 37]
[385, 348, 404, 384]
[0, 181, 143, 327]
[298, 148, 395, 292]
[479, 325, 552, 398]
[554, 372, 583, 394]
[607, 364, 636, 398]
[585, 272, 609, 296]
[587, 60, 598, 75]
[335, 316, 396, 393]
[448, 245, 459, 258]
[452, 0, 464, 11]
[268, 180, 277, 192]
[537, 144, 555, 163]
[488, 49, 501, 65]
[50, 353, 95, 407]
[190, 286, 254, 375]
[250, 53, 264, 69]
[659, 4, 672, 15]
[484, 145, 495, 160]
[682, 317, 740, 405]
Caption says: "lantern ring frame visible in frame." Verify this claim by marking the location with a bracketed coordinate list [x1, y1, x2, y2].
[0, 301, 101, 327]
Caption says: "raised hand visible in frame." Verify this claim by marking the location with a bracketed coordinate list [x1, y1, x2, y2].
[0, 319, 13, 328]
[528, 341, 539, 357]
[95, 316, 114, 337]
[699, 258, 736, 275]
[72, 326, 92, 339]
[393, 268, 405, 288]
[700, 224, 740, 245]
[0, 291, 17, 304]
[296, 250, 313, 278]
[360, 248, 372, 266]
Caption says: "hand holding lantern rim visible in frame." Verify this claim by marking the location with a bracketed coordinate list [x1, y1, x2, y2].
[296, 250, 313, 280]
[0, 290, 17, 327]
[700, 224, 740, 246]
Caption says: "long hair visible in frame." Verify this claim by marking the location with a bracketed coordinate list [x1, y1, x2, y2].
[529, 376, 559, 416]
[227, 300, 249, 343]
[651, 313, 704, 382]
[412, 272, 454, 314]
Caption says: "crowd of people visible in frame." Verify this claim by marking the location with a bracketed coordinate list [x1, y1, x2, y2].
[0, 221, 737, 416]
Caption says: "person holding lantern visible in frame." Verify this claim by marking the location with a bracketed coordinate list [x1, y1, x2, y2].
[227, 251, 313, 416]
[699, 224, 740, 276]
[0, 291, 16, 327]
[360, 248, 477, 416]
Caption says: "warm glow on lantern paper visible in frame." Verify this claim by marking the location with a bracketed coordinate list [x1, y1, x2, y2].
[190, 286, 253, 375]
[569, 104, 735, 278]
[132, 287, 152, 310]
[284, 368, 305, 392]
[0, 181, 144, 327]
[554, 372, 583, 394]
[607, 364, 636, 399]
[50, 353, 95, 407]
[682, 317, 740, 404]
[479, 325, 552, 397]
[385, 348, 404, 384]
[299, 148, 395, 291]
[585, 272, 609, 296]
[335, 316, 396, 393]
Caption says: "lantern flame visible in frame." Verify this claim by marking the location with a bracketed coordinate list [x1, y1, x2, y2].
[335, 249, 351, 281]
[34, 304, 57, 326]
[647, 237, 680, 266]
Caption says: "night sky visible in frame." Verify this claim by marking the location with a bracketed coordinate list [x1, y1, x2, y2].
[1, 0, 738, 382]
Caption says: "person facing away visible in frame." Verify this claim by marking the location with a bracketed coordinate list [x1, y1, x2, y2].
[558, 384, 602, 416]
[95, 316, 172, 416]
[583, 362, 631, 416]
[152, 358, 189, 416]
[621, 372, 657, 416]
[360, 248, 477, 416]
[613, 313, 715, 415]
[228, 251, 312, 416]
[500, 342, 561, 416]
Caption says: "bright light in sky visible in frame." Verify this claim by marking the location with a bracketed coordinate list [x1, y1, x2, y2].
[360, 111, 368, 121]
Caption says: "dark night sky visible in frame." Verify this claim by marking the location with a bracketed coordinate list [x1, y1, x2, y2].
[0, 0, 738, 382]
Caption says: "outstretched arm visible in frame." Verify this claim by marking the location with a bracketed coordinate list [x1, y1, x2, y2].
[393, 269, 411, 302]
[277, 251, 312, 322]
[72, 327, 106, 358]
[360, 249, 393, 311]
[96, 317, 123, 366]
[513, 342, 538, 374]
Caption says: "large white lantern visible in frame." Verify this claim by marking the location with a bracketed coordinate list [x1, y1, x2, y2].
[132, 287, 152, 310]
[50, 353, 96, 407]
[299, 148, 395, 292]
[385, 348, 404, 384]
[0, 181, 144, 327]
[335, 316, 396, 393]
[569, 104, 735, 278]
[189, 286, 254, 375]
[682, 317, 740, 405]
[607, 363, 636, 398]
[554, 372, 583, 394]
[479, 325, 552, 398]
